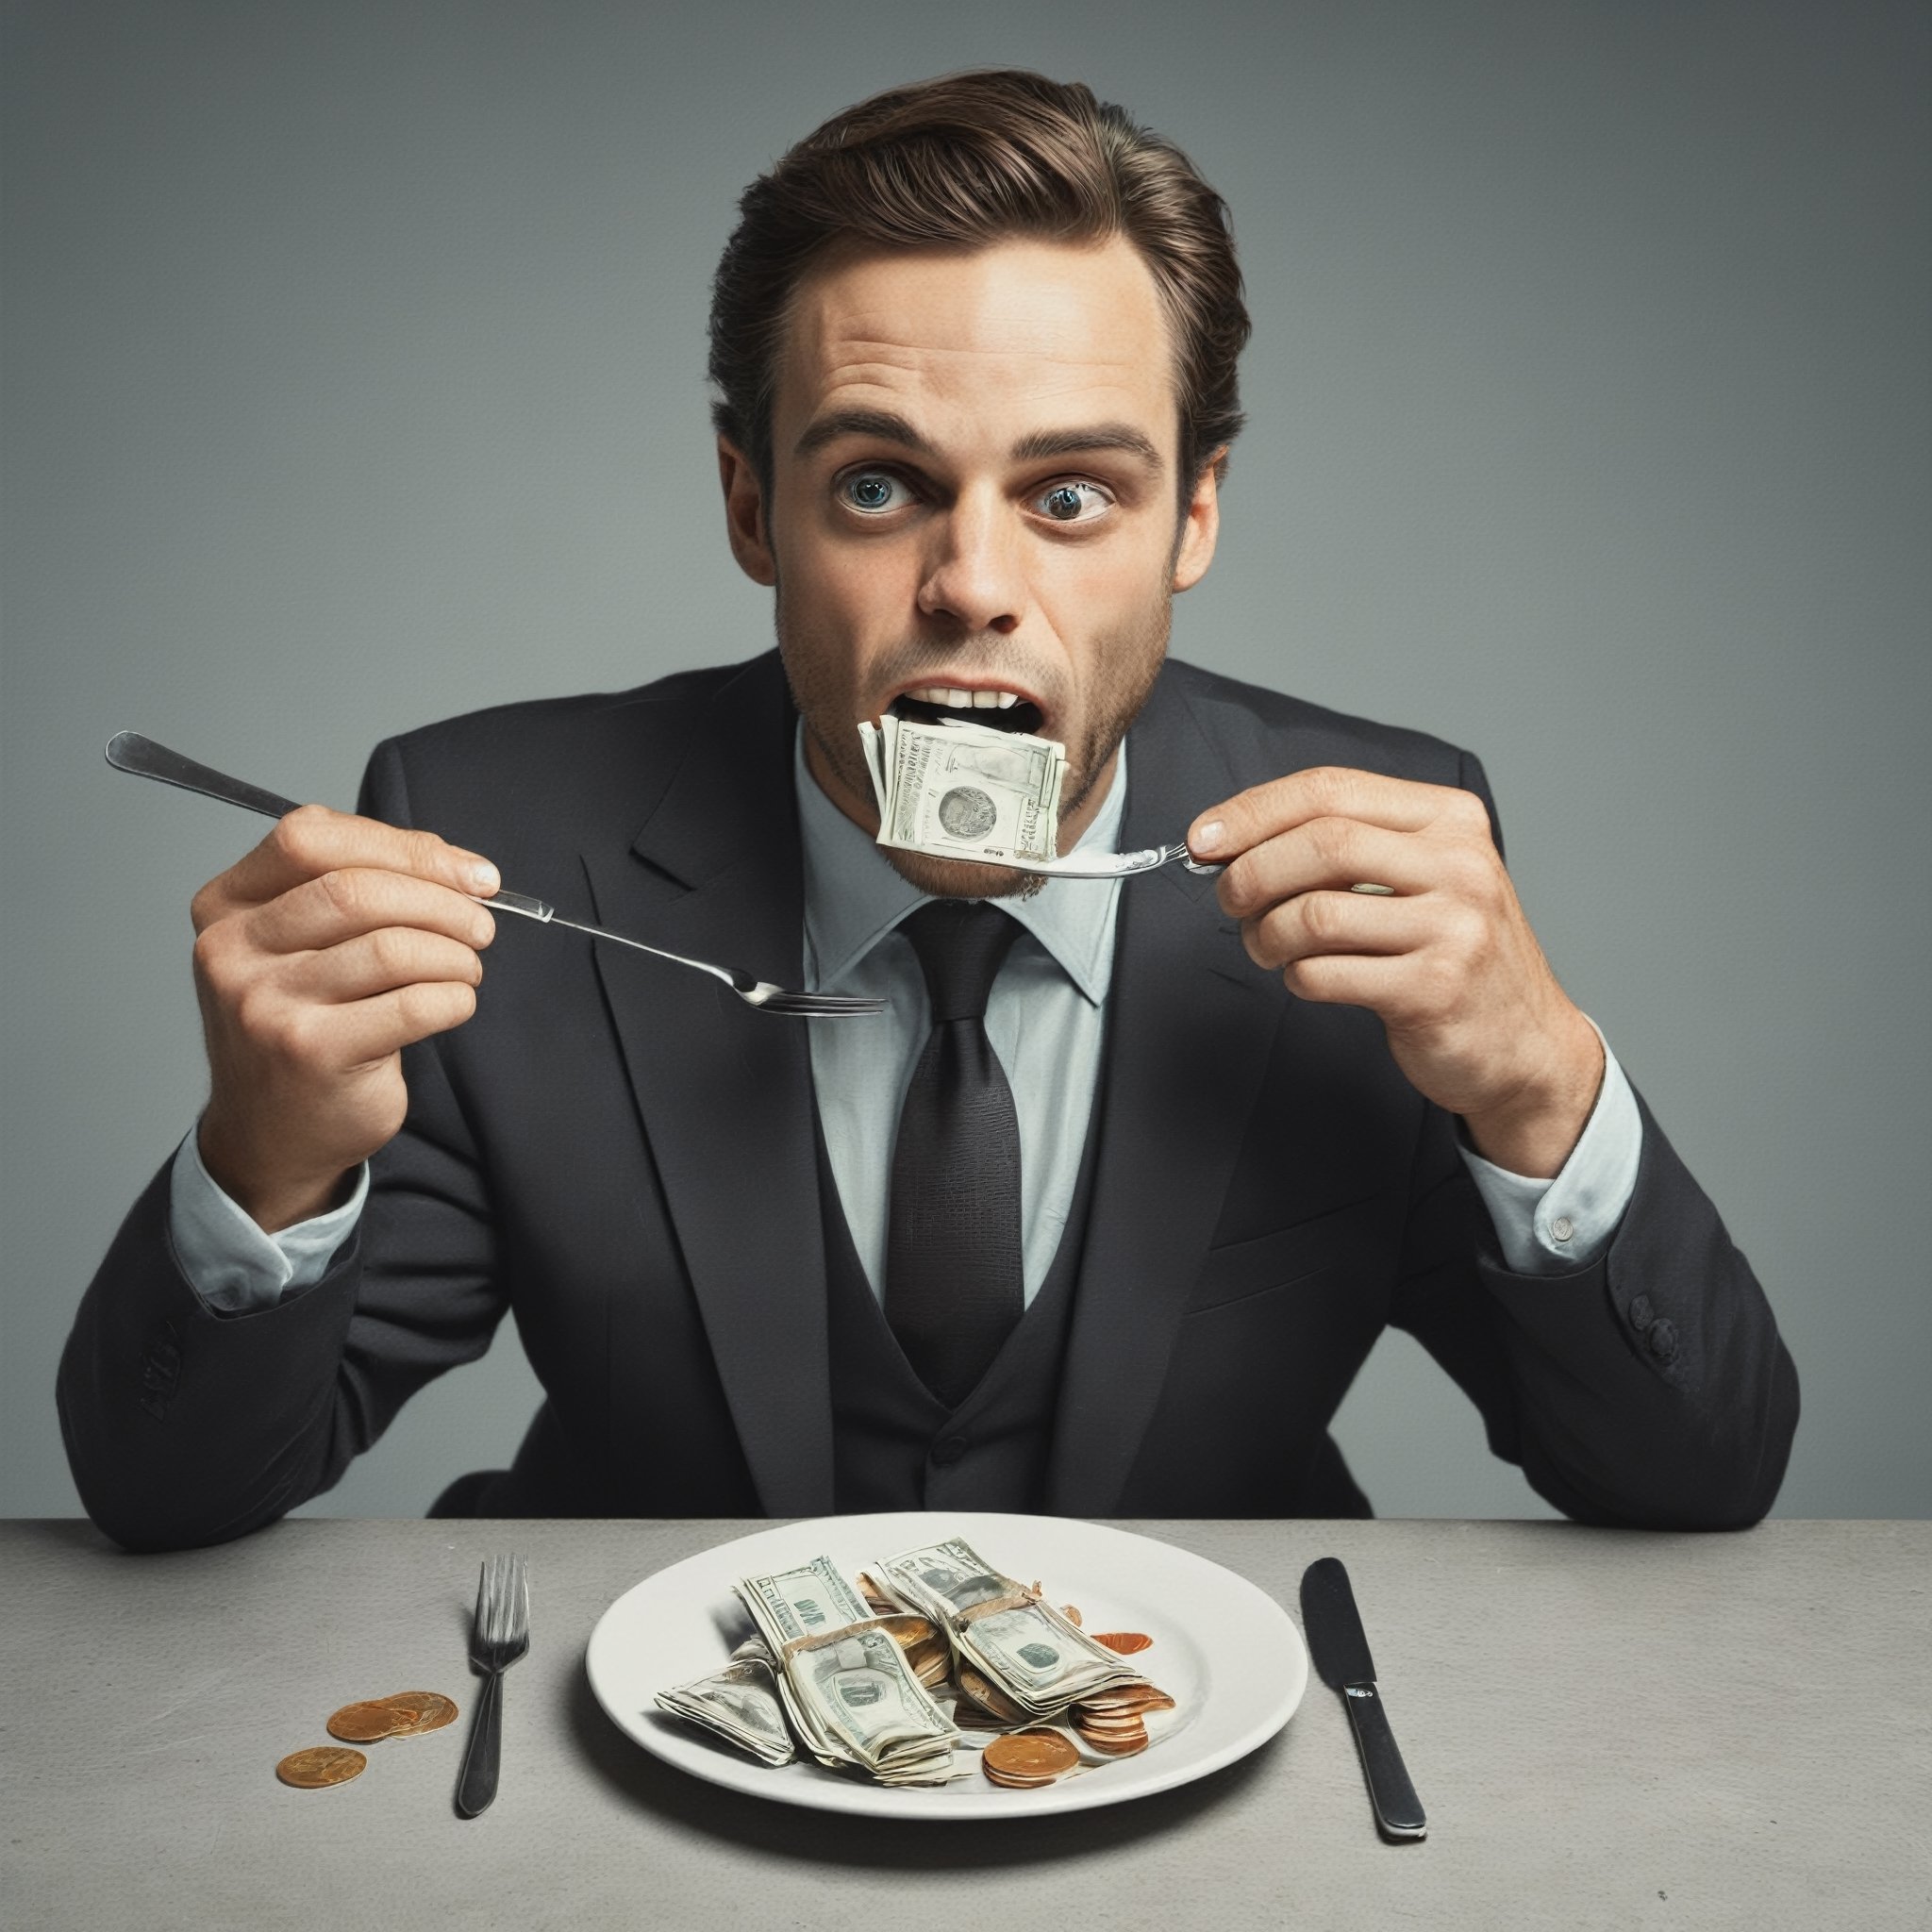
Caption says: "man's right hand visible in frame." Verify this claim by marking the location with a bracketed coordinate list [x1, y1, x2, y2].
[189, 805, 500, 1233]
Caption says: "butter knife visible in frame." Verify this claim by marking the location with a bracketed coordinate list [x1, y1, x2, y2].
[1300, 1557, 1427, 1841]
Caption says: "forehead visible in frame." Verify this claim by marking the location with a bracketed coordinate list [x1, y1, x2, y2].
[774, 235, 1178, 458]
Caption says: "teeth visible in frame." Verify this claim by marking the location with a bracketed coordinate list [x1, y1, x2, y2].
[904, 686, 1027, 710]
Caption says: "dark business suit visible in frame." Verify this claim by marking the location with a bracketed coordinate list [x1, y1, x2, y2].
[59, 651, 1799, 1550]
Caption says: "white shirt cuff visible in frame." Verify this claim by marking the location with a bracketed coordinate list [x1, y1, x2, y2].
[1456, 1018, 1642, 1275]
[167, 1124, 369, 1313]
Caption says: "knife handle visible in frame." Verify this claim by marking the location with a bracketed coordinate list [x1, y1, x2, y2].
[1342, 1681, 1427, 1840]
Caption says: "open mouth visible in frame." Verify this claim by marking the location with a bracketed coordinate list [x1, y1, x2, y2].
[889, 687, 1046, 736]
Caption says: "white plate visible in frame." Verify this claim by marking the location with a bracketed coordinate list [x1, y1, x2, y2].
[584, 1510, 1306, 1821]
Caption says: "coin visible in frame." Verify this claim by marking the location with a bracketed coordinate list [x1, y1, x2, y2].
[1092, 1631, 1153, 1654]
[379, 1690, 458, 1735]
[982, 1728, 1079, 1788]
[326, 1699, 421, 1743]
[276, 1745, 367, 1789]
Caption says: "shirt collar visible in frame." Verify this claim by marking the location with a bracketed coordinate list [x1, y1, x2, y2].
[794, 722, 1126, 1006]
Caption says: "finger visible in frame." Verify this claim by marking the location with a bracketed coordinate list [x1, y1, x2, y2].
[1217, 817, 1429, 922]
[1190, 765, 1472, 861]
[1273, 947, 1454, 1028]
[262, 979, 483, 1076]
[219, 805, 500, 908]
[245, 867, 498, 957]
[1241, 888, 1434, 973]
[271, 927, 487, 1008]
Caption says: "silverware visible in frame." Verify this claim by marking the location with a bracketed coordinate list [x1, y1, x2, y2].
[103, 731, 885, 1018]
[992, 841, 1394, 895]
[985, 840, 1224, 881]
[456, 1553, 530, 1818]
[1300, 1556, 1426, 1841]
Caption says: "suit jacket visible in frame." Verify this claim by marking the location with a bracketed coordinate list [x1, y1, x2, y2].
[59, 652, 1799, 1550]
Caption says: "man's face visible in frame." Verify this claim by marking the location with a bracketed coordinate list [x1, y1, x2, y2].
[719, 234, 1221, 897]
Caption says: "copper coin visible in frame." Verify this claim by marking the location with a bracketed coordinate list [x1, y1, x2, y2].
[326, 1699, 420, 1743]
[379, 1690, 458, 1735]
[983, 1729, 1080, 1783]
[276, 1745, 367, 1789]
[1081, 1727, 1150, 1757]
[1092, 1631, 1153, 1654]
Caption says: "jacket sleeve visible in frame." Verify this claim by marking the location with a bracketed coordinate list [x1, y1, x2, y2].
[57, 741, 508, 1552]
[1385, 748, 1799, 1528]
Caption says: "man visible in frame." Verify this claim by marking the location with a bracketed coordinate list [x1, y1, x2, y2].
[60, 71, 1797, 1551]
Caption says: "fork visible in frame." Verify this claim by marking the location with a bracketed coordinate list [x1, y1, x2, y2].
[989, 840, 1225, 881]
[103, 731, 884, 1017]
[456, 1553, 530, 1818]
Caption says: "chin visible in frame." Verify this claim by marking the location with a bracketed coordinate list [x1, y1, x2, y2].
[880, 848, 1044, 902]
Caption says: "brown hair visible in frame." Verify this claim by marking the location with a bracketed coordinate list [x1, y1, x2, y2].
[708, 69, 1250, 509]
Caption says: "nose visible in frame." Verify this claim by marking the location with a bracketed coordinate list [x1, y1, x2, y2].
[915, 487, 1024, 635]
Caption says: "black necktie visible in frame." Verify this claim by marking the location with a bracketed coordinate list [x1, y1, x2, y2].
[884, 900, 1024, 1408]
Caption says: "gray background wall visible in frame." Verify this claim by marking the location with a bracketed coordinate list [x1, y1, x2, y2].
[4, 0, 1925, 1522]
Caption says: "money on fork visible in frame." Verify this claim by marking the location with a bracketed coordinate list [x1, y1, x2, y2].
[859, 712, 1067, 868]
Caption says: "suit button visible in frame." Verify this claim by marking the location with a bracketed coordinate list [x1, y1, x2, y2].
[930, 1435, 970, 1468]
[1647, 1318, 1679, 1362]
[1628, 1294, 1656, 1331]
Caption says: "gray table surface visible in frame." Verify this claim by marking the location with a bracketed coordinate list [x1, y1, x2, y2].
[3, 1516, 1926, 1930]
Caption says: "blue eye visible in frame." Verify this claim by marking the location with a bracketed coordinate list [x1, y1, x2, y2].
[840, 471, 910, 514]
[1034, 481, 1109, 524]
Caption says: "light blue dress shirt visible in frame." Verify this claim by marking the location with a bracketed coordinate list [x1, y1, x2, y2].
[167, 728, 1642, 1309]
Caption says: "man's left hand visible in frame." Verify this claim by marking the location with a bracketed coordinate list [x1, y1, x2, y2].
[1190, 767, 1604, 1178]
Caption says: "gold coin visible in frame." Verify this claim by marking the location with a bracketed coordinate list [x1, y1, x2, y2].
[276, 1745, 367, 1789]
[1092, 1631, 1153, 1655]
[379, 1690, 458, 1735]
[983, 1728, 1080, 1783]
[326, 1699, 420, 1743]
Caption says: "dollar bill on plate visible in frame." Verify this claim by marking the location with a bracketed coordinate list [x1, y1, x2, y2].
[858, 712, 1067, 866]
[732, 1555, 963, 1786]
[655, 1650, 797, 1767]
[873, 1536, 1149, 1718]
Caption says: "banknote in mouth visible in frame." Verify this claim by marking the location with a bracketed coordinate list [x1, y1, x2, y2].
[859, 708, 1070, 868]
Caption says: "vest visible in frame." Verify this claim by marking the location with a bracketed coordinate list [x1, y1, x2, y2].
[819, 1095, 1103, 1514]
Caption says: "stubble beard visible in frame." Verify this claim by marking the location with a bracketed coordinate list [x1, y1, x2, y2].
[776, 586, 1174, 901]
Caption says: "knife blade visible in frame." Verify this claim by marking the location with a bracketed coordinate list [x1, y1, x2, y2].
[1300, 1557, 1426, 1840]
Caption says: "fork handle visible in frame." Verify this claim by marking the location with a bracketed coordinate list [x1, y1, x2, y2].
[455, 1669, 506, 1818]
[105, 731, 302, 821]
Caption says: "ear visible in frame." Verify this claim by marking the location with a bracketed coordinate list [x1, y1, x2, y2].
[1171, 449, 1224, 593]
[718, 437, 776, 586]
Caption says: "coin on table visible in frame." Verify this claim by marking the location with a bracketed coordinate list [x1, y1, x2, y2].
[326, 1699, 422, 1742]
[379, 1690, 458, 1735]
[982, 1728, 1080, 1788]
[276, 1745, 368, 1789]
[1091, 1631, 1153, 1654]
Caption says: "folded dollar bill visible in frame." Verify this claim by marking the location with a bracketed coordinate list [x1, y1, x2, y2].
[654, 1649, 797, 1767]
[858, 712, 1067, 867]
[873, 1536, 1151, 1719]
[732, 1555, 964, 1786]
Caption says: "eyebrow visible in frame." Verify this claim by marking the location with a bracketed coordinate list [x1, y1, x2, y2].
[792, 408, 1164, 474]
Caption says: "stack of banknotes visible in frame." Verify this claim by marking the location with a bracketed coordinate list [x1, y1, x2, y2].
[858, 712, 1067, 867]
[656, 1534, 1169, 1788]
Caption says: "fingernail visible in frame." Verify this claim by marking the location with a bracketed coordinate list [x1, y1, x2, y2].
[465, 860, 500, 896]
[1192, 819, 1225, 857]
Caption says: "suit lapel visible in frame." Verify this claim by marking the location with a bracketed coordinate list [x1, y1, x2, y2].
[581, 655, 835, 1516]
[1048, 669, 1291, 1514]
